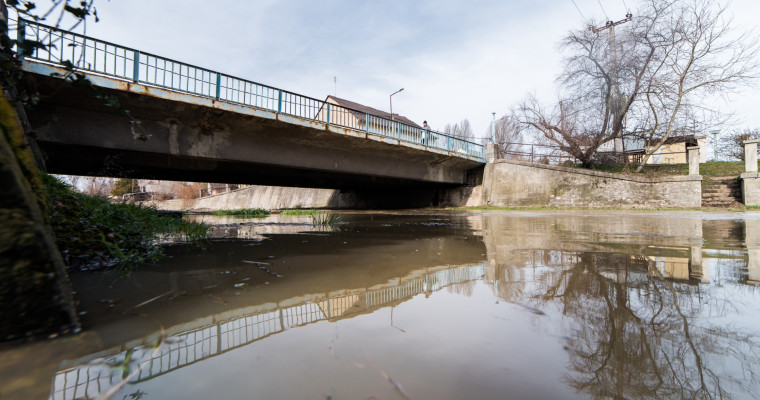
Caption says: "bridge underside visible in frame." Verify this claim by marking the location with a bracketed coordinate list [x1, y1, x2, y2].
[22, 68, 483, 192]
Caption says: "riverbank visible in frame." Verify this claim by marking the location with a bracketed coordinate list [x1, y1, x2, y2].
[43, 175, 209, 271]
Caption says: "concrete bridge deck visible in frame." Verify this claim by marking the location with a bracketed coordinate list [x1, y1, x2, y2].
[17, 20, 485, 190]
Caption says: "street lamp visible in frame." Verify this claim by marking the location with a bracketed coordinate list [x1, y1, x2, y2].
[389, 88, 404, 121]
[491, 112, 496, 143]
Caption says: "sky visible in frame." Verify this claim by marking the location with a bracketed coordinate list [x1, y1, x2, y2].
[23, 0, 760, 139]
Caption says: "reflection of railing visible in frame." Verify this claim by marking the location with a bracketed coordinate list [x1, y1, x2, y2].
[15, 19, 485, 162]
[50, 262, 487, 400]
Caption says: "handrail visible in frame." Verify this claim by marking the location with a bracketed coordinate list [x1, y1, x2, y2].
[15, 19, 486, 161]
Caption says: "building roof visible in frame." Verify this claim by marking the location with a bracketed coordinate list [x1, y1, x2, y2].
[660, 135, 700, 146]
[326, 95, 421, 128]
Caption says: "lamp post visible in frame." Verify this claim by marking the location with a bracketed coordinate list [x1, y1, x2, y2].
[389, 88, 404, 121]
[491, 112, 496, 143]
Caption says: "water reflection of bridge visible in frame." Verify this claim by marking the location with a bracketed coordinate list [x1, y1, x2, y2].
[51, 262, 487, 400]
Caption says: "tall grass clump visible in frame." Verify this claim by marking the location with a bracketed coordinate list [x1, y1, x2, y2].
[311, 212, 339, 226]
[43, 174, 208, 271]
[210, 208, 271, 217]
[281, 209, 319, 216]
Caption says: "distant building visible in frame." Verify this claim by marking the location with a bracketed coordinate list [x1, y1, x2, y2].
[633, 135, 707, 164]
[598, 135, 707, 164]
[138, 180, 175, 195]
[317, 96, 426, 142]
[207, 183, 238, 195]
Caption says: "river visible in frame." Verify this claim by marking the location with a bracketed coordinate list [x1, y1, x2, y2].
[2, 210, 760, 399]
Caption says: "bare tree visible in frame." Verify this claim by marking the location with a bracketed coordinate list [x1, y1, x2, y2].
[444, 118, 475, 141]
[717, 128, 760, 161]
[519, 7, 656, 167]
[518, 0, 759, 169]
[488, 113, 524, 158]
[81, 176, 113, 197]
[633, 0, 760, 170]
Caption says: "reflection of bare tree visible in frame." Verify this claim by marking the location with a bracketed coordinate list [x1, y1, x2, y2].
[514, 250, 760, 399]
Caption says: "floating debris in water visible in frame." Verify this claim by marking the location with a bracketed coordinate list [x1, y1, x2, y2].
[206, 294, 228, 305]
[242, 260, 270, 266]
[256, 265, 283, 278]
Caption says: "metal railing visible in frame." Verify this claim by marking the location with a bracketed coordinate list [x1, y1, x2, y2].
[498, 142, 692, 166]
[16, 19, 485, 162]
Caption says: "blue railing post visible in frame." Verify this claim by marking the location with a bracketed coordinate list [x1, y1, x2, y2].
[447, 136, 450, 151]
[133, 51, 140, 82]
[326, 103, 330, 125]
[277, 91, 282, 113]
[16, 20, 26, 56]
[215, 74, 221, 100]
[397, 122, 401, 140]
[366, 113, 370, 133]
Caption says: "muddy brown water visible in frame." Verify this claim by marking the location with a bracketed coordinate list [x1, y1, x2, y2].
[2, 210, 760, 399]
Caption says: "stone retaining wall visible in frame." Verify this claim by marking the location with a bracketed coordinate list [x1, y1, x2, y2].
[446, 159, 702, 209]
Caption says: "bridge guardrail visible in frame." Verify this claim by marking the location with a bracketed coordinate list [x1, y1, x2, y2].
[15, 19, 485, 162]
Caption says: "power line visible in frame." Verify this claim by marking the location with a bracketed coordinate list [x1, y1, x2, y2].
[570, 0, 588, 21]
[621, 0, 630, 12]
[596, 0, 609, 20]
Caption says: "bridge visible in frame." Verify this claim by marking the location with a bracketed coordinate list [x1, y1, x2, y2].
[15, 20, 485, 191]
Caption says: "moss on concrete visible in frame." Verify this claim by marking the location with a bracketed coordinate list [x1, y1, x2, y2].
[0, 88, 79, 341]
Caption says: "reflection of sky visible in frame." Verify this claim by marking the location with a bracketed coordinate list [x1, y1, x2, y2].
[58, 280, 576, 400]
[51, 263, 490, 400]
[42, 212, 760, 399]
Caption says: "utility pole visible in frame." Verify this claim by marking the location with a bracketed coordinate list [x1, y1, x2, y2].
[590, 13, 632, 153]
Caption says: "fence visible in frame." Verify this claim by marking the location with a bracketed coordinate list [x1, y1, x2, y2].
[498, 142, 692, 166]
[14, 19, 485, 161]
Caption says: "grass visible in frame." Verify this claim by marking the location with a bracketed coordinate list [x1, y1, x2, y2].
[43, 174, 209, 271]
[311, 212, 339, 226]
[585, 160, 758, 178]
[281, 209, 319, 216]
[699, 161, 753, 177]
[210, 208, 271, 217]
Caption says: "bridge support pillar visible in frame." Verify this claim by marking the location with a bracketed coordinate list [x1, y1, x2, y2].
[741, 140, 760, 206]
[486, 143, 499, 163]
[687, 146, 700, 176]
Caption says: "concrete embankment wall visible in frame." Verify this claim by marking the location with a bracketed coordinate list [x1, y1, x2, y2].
[445, 159, 703, 209]
[146, 185, 357, 211]
[148, 160, 703, 211]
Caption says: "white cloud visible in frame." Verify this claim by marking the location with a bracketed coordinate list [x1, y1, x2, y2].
[41, 0, 760, 137]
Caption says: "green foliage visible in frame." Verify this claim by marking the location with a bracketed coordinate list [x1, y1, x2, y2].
[111, 177, 137, 197]
[210, 208, 271, 217]
[575, 161, 758, 178]
[281, 209, 319, 216]
[42, 174, 207, 271]
[311, 212, 339, 226]
[699, 161, 757, 177]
